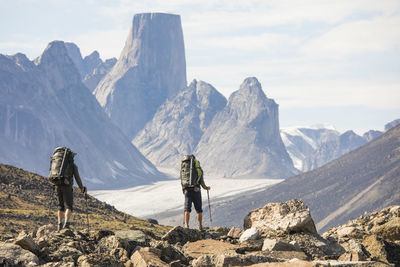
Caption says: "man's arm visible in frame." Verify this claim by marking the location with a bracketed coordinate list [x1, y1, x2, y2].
[196, 160, 210, 190]
[73, 164, 86, 193]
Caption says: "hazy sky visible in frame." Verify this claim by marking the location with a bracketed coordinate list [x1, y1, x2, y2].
[1, 0, 399, 134]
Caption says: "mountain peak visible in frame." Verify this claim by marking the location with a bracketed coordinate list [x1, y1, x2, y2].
[94, 12, 187, 138]
[238, 77, 266, 98]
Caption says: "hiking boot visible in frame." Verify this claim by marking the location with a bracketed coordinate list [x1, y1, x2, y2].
[63, 222, 70, 229]
[58, 223, 63, 231]
[199, 225, 203, 231]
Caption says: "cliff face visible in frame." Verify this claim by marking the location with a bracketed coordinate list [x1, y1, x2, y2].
[94, 13, 187, 138]
[195, 77, 297, 178]
[133, 80, 227, 170]
[0, 41, 161, 189]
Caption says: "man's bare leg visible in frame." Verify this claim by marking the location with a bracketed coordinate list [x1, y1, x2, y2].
[197, 212, 203, 230]
[184, 211, 190, 228]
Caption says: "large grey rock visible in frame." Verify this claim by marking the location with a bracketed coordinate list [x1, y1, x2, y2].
[244, 199, 318, 235]
[133, 80, 226, 169]
[262, 239, 299, 252]
[0, 242, 39, 266]
[0, 41, 161, 189]
[239, 227, 259, 243]
[130, 247, 168, 267]
[94, 13, 187, 138]
[195, 77, 297, 178]
[15, 231, 40, 255]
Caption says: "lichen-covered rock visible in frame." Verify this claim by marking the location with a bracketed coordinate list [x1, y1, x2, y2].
[161, 226, 202, 245]
[244, 199, 317, 235]
[15, 231, 41, 255]
[0, 242, 39, 266]
[130, 247, 168, 267]
[227, 227, 243, 238]
[192, 253, 280, 267]
[262, 239, 299, 252]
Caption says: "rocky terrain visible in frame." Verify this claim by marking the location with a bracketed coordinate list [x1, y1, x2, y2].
[1, 193, 399, 266]
[0, 164, 169, 240]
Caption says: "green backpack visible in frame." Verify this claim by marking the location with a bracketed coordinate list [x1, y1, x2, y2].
[180, 154, 199, 189]
[48, 147, 74, 186]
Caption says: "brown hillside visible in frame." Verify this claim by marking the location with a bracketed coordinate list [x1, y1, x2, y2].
[0, 164, 170, 240]
[209, 125, 400, 233]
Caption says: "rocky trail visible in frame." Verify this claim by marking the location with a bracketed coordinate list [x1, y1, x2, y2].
[1, 164, 400, 266]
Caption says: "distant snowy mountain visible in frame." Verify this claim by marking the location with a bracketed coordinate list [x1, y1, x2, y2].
[94, 13, 187, 139]
[280, 125, 339, 170]
[281, 125, 385, 172]
[195, 77, 298, 178]
[64, 42, 116, 92]
[0, 41, 162, 190]
[133, 80, 226, 170]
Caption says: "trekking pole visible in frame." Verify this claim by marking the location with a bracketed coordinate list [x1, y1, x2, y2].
[207, 189, 212, 227]
[84, 193, 90, 233]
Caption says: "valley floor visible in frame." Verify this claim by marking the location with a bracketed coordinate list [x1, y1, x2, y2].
[91, 176, 282, 227]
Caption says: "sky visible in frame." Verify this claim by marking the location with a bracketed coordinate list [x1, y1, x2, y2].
[1, 0, 399, 134]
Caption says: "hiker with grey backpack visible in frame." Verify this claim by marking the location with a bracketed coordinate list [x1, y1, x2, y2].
[180, 154, 211, 230]
[48, 147, 87, 231]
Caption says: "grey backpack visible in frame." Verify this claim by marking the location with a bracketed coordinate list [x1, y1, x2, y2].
[48, 147, 73, 185]
[180, 155, 199, 188]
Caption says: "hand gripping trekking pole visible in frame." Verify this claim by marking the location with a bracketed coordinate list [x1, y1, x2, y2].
[85, 193, 90, 233]
[207, 189, 212, 227]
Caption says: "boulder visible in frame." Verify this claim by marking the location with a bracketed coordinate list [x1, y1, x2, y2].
[262, 239, 299, 252]
[130, 247, 168, 267]
[237, 239, 264, 253]
[239, 227, 259, 243]
[15, 231, 41, 255]
[36, 224, 58, 238]
[182, 239, 238, 259]
[161, 226, 202, 245]
[77, 253, 125, 267]
[192, 254, 280, 267]
[0, 242, 39, 266]
[97, 235, 136, 256]
[49, 245, 83, 263]
[244, 199, 317, 235]
[362, 235, 390, 263]
[150, 240, 187, 264]
[371, 217, 400, 241]
[227, 227, 243, 238]
[338, 239, 369, 261]
[115, 230, 147, 245]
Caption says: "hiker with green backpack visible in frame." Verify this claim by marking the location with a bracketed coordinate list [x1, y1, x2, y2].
[48, 146, 87, 231]
[180, 154, 211, 230]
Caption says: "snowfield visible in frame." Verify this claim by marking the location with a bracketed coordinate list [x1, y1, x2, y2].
[91, 177, 282, 219]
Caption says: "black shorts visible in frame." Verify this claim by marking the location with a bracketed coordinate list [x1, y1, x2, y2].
[184, 189, 202, 213]
[56, 185, 73, 212]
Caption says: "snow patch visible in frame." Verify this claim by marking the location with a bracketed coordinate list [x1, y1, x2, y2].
[113, 160, 128, 170]
[91, 177, 282, 218]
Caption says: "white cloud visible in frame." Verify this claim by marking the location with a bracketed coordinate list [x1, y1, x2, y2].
[302, 16, 400, 57]
[72, 29, 128, 59]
